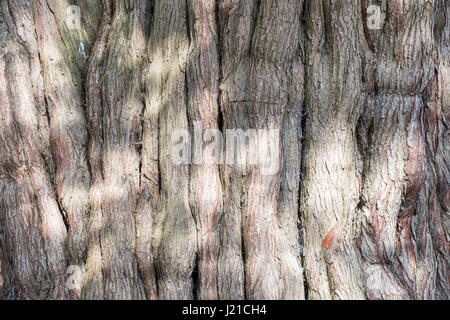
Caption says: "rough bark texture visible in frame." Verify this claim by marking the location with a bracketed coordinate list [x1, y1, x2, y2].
[0, 0, 448, 300]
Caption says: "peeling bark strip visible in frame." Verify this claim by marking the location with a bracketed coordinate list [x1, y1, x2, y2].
[0, 0, 448, 300]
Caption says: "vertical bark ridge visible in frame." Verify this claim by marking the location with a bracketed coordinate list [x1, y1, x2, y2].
[217, 0, 256, 299]
[277, 49, 305, 297]
[423, 0, 450, 299]
[0, 0, 101, 300]
[186, 0, 223, 300]
[243, 0, 304, 300]
[0, 42, 56, 299]
[302, 0, 366, 300]
[433, 0, 450, 298]
[359, 0, 447, 299]
[93, 0, 147, 300]
[34, 1, 100, 298]
[143, 0, 196, 300]
[82, 0, 112, 300]
[135, 0, 158, 300]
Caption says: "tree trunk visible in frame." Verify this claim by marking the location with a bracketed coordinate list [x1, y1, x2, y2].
[0, 0, 448, 300]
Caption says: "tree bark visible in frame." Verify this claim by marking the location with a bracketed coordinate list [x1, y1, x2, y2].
[0, 0, 448, 300]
